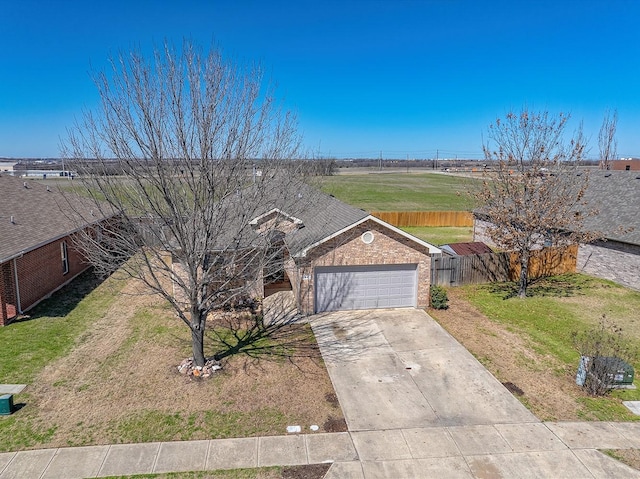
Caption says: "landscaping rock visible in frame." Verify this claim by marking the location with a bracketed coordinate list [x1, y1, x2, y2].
[177, 357, 223, 378]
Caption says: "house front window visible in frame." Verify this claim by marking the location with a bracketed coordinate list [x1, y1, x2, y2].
[61, 241, 69, 275]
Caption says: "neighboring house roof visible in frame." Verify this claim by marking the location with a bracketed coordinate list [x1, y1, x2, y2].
[579, 171, 640, 246]
[441, 242, 492, 256]
[0, 175, 113, 263]
[473, 171, 640, 248]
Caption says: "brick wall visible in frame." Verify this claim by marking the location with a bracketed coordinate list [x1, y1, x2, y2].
[14, 234, 89, 313]
[578, 241, 640, 291]
[0, 262, 16, 326]
[293, 219, 432, 314]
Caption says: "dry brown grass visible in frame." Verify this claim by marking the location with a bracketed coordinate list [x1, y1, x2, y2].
[16, 278, 344, 449]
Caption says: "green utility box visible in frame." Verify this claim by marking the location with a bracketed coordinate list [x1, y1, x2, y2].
[594, 357, 635, 386]
[0, 394, 14, 415]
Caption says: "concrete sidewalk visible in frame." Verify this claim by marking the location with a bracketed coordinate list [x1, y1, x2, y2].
[0, 432, 358, 479]
[1, 423, 639, 478]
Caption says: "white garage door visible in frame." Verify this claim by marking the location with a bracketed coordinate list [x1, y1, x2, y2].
[315, 264, 417, 313]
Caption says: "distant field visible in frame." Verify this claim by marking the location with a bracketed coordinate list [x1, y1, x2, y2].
[320, 172, 474, 212]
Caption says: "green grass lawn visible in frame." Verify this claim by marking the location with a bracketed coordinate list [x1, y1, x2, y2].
[0, 270, 121, 384]
[320, 173, 474, 212]
[400, 226, 474, 245]
[461, 274, 640, 420]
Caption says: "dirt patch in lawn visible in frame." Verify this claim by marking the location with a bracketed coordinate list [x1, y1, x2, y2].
[13, 279, 345, 450]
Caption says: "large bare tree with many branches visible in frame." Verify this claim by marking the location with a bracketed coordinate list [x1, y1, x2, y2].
[62, 41, 316, 367]
[475, 109, 598, 298]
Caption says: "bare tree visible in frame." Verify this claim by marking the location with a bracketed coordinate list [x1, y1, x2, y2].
[475, 109, 597, 298]
[62, 41, 315, 367]
[598, 109, 618, 170]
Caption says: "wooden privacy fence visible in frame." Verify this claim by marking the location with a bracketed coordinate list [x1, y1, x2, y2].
[431, 245, 578, 287]
[372, 211, 474, 227]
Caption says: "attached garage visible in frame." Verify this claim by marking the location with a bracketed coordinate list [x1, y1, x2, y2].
[315, 264, 417, 313]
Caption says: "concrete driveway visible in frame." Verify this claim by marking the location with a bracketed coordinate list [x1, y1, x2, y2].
[311, 308, 537, 431]
[311, 308, 640, 478]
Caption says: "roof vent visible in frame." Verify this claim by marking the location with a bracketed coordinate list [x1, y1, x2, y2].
[636, 176, 640, 180]
[10, 215, 15, 224]
[23, 182, 28, 188]
[361, 231, 375, 244]
[605, 173, 612, 177]
[46, 186, 51, 191]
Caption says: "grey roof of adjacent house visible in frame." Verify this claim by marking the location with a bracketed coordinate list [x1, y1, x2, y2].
[0, 175, 113, 263]
[441, 242, 493, 256]
[580, 171, 640, 246]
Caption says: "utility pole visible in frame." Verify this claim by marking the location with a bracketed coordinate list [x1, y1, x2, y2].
[379, 151, 382, 171]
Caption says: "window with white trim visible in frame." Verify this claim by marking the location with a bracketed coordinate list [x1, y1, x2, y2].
[61, 241, 69, 274]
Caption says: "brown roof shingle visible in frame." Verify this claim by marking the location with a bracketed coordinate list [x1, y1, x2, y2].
[0, 175, 112, 263]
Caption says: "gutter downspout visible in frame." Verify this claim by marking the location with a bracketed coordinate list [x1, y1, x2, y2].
[12, 257, 23, 314]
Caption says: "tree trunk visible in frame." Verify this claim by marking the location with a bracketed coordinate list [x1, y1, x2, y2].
[191, 316, 206, 367]
[518, 250, 530, 298]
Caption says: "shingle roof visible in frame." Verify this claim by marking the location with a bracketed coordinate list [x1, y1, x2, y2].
[0, 175, 113, 263]
[282, 185, 370, 256]
[441, 242, 493, 256]
[580, 171, 640, 246]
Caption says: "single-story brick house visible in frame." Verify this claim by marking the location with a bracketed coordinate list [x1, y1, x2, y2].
[575, 171, 640, 291]
[0, 175, 111, 325]
[473, 171, 640, 291]
[251, 186, 441, 314]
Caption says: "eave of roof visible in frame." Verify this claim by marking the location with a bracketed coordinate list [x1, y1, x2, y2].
[293, 214, 441, 258]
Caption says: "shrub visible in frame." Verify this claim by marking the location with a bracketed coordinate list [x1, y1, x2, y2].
[572, 315, 638, 396]
[430, 285, 449, 310]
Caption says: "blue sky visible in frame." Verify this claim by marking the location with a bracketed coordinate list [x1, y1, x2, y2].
[1, 0, 639, 159]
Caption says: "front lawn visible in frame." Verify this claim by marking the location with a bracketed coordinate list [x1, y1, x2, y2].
[0, 274, 344, 452]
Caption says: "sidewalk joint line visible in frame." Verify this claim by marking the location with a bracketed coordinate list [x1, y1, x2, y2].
[38, 447, 59, 479]
[150, 442, 162, 473]
[95, 444, 111, 477]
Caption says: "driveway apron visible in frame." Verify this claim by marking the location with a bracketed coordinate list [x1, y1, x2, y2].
[311, 308, 537, 431]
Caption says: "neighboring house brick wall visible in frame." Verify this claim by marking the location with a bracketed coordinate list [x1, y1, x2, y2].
[611, 160, 640, 171]
[294, 219, 432, 314]
[472, 219, 497, 248]
[577, 241, 640, 291]
[14, 235, 88, 313]
[0, 262, 16, 326]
